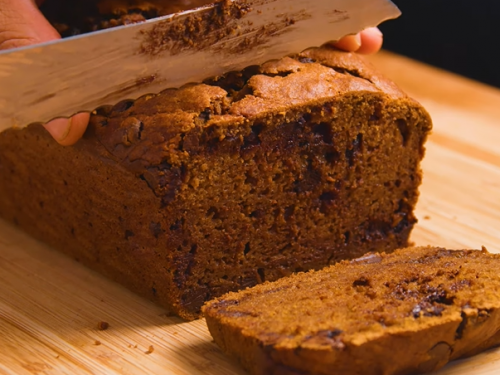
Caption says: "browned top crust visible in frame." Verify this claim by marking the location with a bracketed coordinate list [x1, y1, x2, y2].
[203, 246, 500, 375]
[89, 46, 414, 169]
[41, 0, 214, 36]
[96, 0, 213, 15]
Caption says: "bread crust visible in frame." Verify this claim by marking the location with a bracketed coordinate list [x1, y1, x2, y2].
[41, 0, 211, 37]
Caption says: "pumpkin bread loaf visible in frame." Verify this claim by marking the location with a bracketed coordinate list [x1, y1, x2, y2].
[203, 246, 500, 375]
[0, 47, 432, 319]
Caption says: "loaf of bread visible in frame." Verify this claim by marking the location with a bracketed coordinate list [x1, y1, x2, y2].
[0, 47, 432, 319]
[203, 246, 500, 375]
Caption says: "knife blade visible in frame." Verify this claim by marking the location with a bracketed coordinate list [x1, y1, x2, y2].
[0, 0, 400, 131]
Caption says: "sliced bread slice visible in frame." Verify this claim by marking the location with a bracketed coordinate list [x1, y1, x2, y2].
[203, 246, 500, 375]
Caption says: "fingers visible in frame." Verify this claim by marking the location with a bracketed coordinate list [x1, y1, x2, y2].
[0, 0, 59, 50]
[356, 27, 384, 55]
[332, 27, 384, 55]
[43, 113, 91, 146]
[1, 0, 90, 145]
[333, 33, 362, 53]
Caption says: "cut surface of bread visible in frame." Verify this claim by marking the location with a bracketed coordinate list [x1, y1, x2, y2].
[203, 246, 500, 375]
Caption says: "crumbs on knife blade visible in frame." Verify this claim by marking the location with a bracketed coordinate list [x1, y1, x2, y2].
[139, 0, 311, 57]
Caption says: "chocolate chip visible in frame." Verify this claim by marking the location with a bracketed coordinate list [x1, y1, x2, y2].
[418, 342, 452, 372]
[353, 276, 371, 287]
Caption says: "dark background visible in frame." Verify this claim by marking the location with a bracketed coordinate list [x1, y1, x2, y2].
[379, 0, 500, 88]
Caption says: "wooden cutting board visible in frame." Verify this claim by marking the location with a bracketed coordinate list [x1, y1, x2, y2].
[1, 51, 500, 375]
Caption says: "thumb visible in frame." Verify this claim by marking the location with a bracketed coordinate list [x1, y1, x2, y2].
[0, 0, 60, 50]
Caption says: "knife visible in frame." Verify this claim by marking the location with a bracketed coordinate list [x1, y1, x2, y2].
[0, 0, 400, 131]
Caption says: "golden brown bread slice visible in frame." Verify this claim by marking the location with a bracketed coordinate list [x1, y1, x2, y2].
[203, 246, 500, 375]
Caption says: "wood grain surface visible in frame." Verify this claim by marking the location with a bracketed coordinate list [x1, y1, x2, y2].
[1, 51, 500, 374]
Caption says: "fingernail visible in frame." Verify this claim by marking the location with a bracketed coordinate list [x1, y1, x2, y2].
[354, 33, 362, 49]
[370, 27, 383, 37]
[43, 117, 72, 142]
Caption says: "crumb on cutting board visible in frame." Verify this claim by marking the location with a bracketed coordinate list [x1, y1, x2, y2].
[97, 321, 109, 330]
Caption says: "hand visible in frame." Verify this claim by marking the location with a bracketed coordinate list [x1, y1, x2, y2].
[334, 27, 384, 55]
[0, 0, 90, 146]
[1, 2, 382, 146]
